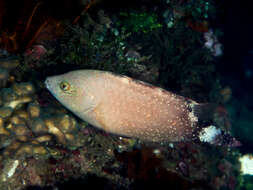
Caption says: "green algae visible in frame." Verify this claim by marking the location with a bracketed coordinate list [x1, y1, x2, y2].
[117, 11, 162, 34]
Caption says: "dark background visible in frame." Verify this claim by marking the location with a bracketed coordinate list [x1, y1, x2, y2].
[223, 0, 253, 103]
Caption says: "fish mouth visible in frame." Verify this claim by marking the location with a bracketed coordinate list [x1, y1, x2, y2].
[44, 78, 51, 90]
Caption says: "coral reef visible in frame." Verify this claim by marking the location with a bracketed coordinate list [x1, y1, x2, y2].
[0, 82, 78, 159]
[0, 79, 241, 190]
[0, 0, 248, 189]
[0, 82, 110, 188]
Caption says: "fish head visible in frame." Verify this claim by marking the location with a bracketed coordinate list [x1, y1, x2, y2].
[45, 71, 97, 115]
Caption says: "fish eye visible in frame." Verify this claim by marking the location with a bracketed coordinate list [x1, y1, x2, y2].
[59, 81, 70, 91]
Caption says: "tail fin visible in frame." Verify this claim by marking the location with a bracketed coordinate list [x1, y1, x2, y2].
[190, 102, 241, 147]
[191, 103, 217, 122]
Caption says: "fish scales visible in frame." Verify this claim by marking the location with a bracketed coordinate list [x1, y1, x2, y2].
[92, 72, 193, 142]
[45, 70, 196, 142]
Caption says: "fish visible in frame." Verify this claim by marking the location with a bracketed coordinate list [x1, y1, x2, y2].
[45, 70, 238, 146]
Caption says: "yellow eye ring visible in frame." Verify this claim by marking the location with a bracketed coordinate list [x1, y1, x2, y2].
[59, 81, 70, 91]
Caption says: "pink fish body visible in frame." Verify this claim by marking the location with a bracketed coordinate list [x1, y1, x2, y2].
[45, 70, 236, 145]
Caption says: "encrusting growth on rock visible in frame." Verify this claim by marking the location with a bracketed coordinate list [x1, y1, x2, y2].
[0, 82, 84, 163]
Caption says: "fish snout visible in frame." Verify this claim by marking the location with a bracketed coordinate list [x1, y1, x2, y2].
[44, 78, 51, 90]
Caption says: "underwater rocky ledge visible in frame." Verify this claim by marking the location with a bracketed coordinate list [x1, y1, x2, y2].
[0, 56, 242, 190]
[0, 0, 253, 189]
